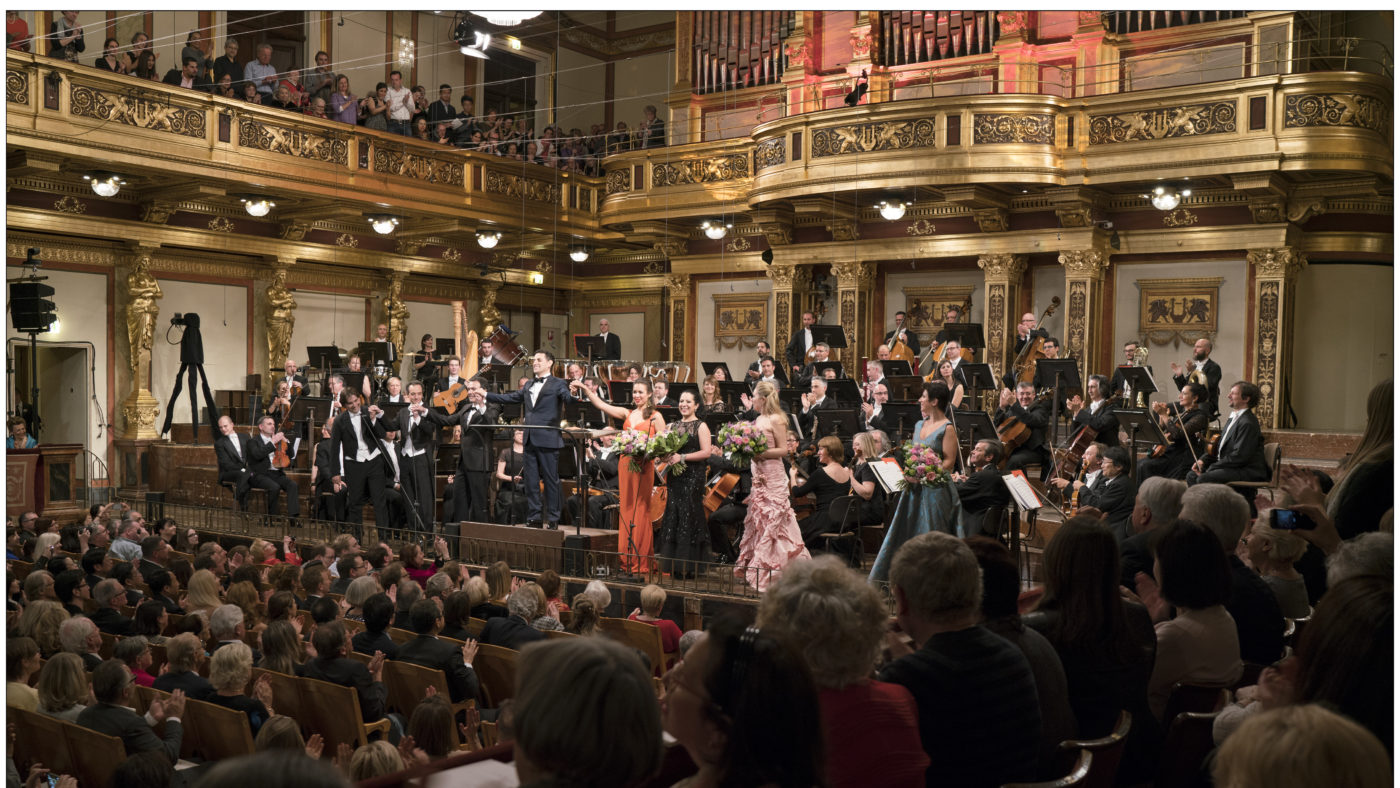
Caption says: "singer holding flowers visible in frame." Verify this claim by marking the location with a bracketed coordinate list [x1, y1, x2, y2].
[572, 378, 665, 574]
[728, 381, 810, 591]
[656, 390, 713, 579]
[869, 381, 963, 583]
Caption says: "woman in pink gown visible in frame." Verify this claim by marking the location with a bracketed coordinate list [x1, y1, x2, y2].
[573, 379, 665, 575]
[733, 381, 810, 591]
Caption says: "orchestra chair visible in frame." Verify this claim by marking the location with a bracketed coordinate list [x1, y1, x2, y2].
[1001, 749, 1092, 788]
[1053, 710, 1131, 788]
[473, 643, 520, 707]
[297, 675, 393, 749]
[816, 495, 862, 568]
[1226, 441, 1282, 498]
[598, 616, 672, 676]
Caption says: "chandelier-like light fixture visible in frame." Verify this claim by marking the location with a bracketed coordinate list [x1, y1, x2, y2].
[241, 197, 275, 217]
[569, 246, 590, 263]
[477, 230, 502, 249]
[83, 173, 126, 197]
[367, 215, 399, 234]
[702, 219, 732, 240]
[473, 11, 542, 26]
[1146, 184, 1191, 211]
[877, 198, 908, 221]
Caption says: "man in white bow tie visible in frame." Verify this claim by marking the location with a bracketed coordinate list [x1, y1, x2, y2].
[428, 379, 500, 523]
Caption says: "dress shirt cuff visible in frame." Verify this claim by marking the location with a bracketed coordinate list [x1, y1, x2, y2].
[463, 660, 473, 669]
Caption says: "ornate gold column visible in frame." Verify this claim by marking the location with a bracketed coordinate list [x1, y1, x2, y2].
[121, 245, 162, 440]
[781, 12, 819, 116]
[382, 271, 410, 362]
[831, 260, 876, 365]
[767, 263, 810, 362]
[1058, 248, 1112, 386]
[665, 274, 691, 364]
[1247, 247, 1306, 428]
[977, 253, 1028, 378]
[264, 262, 296, 388]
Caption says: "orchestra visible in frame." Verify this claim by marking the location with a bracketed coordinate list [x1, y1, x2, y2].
[204, 310, 1260, 577]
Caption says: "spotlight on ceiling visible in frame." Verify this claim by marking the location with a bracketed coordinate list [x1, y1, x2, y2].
[877, 198, 908, 221]
[476, 230, 502, 249]
[240, 196, 275, 217]
[473, 11, 542, 26]
[460, 31, 491, 58]
[702, 219, 732, 240]
[367, 214, 399, 234]
[569, 246, 590, 263]
[1145, 184, 1191, 211]
[83, 173, 126, 197]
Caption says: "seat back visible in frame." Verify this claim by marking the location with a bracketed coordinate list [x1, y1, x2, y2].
[148, 642, 168, 675]
[252, 667, 302, 727]
[598, 616, 669, 676]
[62, 717, 128, 788]
[825, 495, 857, 533]
[543, 629, 578, 640]
[387, 627, 417, 646]
[1056, 710, 1131, 788]
[473, 643, 520, 707]
[98, 631, 118, 659]
[1162, 684, 1230, 729]
[1263, 442, 1282, 484]
[1003, 749, 1092, 788]
[1157, 709, 1223, 788]
[467, 617, 489, 637]
[9, 706, 77, 777]
[383, 659, 451, 715]
[182, 697, 256, 761]
[297, 675, 374, 749]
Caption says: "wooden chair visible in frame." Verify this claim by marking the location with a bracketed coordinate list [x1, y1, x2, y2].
[473, 643, 520, 707]
[1233, 662, 1267, 691]
[163, 613, 185, 636]
[341, 618, 367, 636]
[1227, 442, 1281, 496]
[146, 642, 168, 675]
[7, 561, 33, 582]
[98, 632, 118, 660]
[598, 616, 670, 676]
[347, 651, 373, 667]
[816, 495, 862, 567]
[1003, 749, 1092, 788]
[1054, 710, 1131, 788]
[387, 627, 417, 646]
[180, 697, 256, 761]
[1162, 684, 1230, 729]
[383, 659, 476, 719]
[296, 675, 392, 749]
[467, 617, 489, 637]
[1156, 709, 1223, 788]
[62, 716, 128, 788]
[8, 706, 77, 778]
[251, 667, 302, 727]
[543, 629, 578, 640]
[479, 720, 499, 748]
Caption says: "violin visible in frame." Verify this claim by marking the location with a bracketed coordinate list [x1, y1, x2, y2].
[703, 473, 740, 515]
[271, 388, 300, 470]
[1068, 456, 1089, 516]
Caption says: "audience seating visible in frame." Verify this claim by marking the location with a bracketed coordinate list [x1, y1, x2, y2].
[297, 675, 393, 749]
[1055, 710, 1131, 788]
[473, 643, 519, 707]
[543, 629, 577, 640]
[387, 627, 416, 645]
[1156, 707, 1224, 788]
[60, 714, 128, 788]
[1161, 684, 1231, 728]
[1002, 749, 1093, 788]
[181, 697, 257, 761]
[467, 617, 488, 637]
[250, 667, 302, 723]
[598, 616, 672, 676]
[9, 706, 78, 778]
[98, 631, 118, 659]
[383, 659, 475, 719]
[1232, 662, 1266, 691]
[8, 561, 33, 581]
[164, 613, 186, 635]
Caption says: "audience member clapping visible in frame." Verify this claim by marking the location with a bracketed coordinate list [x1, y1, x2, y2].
[208, 640, 275, 735]
[152, 631, 213, 699]
[1239, 513, 1311, 618]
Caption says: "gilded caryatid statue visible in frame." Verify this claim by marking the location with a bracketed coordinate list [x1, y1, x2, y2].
[266, 267, 297, 381]
[125, 252, 163, 381]
[480, 280, 503, 337]
[383, 274, 410, 360]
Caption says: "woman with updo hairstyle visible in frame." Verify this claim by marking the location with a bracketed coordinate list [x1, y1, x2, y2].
[756, 556, 927, 787]
[664, 614, 824, 788]
[566, 594, 600, 637]
[514, 637, 662, 788]
[789, 435, 854, 556]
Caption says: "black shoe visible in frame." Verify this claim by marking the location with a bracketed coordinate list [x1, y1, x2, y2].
[525, 520, 544, 528]
[545, 521, 559, 530]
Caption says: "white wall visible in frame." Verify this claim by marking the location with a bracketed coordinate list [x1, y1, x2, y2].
[150, 280, 249, 426]
[884, 269, 985, 373]
[589, 312, 646, 361]
[1029, 263, 1066, 343]
[1292, 264, 1393, 430]
[287, 291, 369, 366]
[539, 313, 571, 359]
[330, 10, 392, 91]
[695, 278, 772, 376]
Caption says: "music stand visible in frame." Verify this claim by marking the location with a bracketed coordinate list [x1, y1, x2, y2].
[777, 388, 805, 414]
[814, 409, 860, 440]
[813, 361, 846, 379]
[826, 379, 862, 406]
[881, 403, 921, 442]
[434, 338, 456, 357]
[573, 335, 605, 364]
[959, 363, 996, 404]
[700, 362, 733, 381]
[473, 363, 515, 393]
[880, 360, 913, 377]
[943, 322, 985, 355]
[1114, 408, 1167, 482]
[884, 375, 924, 402]
[356, 341, 393, 366]
[291, 395, 328, 427]
[773, 365, 791, 386]
[809, 324, 847, 350]
[1035, 359, 1082, 444]
[952, 408, 999, 445]
[702, 413, 733, 436]
[341, 371, 367, 398]
[668, 381, 700, 403]
[718, 382, 751, 411]
[307, 345, 342, 376]
[608, 380, 635, 403]
[1118, 365, 1159, 407]
[656, 406, 681, 424]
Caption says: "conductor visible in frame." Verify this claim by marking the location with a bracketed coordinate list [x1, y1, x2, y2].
[486, 351, 571, 527]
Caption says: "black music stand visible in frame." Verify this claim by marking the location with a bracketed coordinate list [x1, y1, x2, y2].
[656, 406, 681, 424]
[718, 382, 751, 411]
[815, 409, 860, 440]
[291, 396, 326, 436]
[1117, 365, 1159, 408]
[880, 360, 913, 377]
[1035, 359, 1082, 444]
[809, 324, 847, 351]
[942, 322, 984, 354]
[434, 338, 456, 357]
[668, 381, 700, 403]
[473, 363, 515, 393]
[952, 408, 999, 445]
[884, 375, 925, 402]
[777, 388, 805, 414]
[959, 363, 996, 405]
[341, 371, 367, 399]
[773, 364, 791, 386]
[608, 380, 635, 403]
[357, 341, 393, 366]
[881, 403, 921, 442]
[306, 345, 342, 397]
[826, 379, 862, 406]
[813, 361, 846, 379]
[1114, 408, 1166, 482]
[702, 412, 734, 436]
[573, 335, 605, 365]
[700, 362, 733, 381]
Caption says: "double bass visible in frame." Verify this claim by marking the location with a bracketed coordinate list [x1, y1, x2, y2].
[921, 295, 975, 379]
[1010, 297, 1061, 386]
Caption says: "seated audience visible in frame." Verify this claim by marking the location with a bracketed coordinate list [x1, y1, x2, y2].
[351, 592, 400, 659]
[349, 740, 405, 781]
[628, 583, 683, 653]
[36, 652, 90, 722]
[17, 599, 67, 657]
[1325, 531, 1392, 586]
[479, 588, 547, 650]
[91, 578, 135, 635]
[1240, 512, 1312, 618]
[77, 659, 185, 760]
[299, 621, 389, 727]
[198, 750, 347, 788]
[438, 590, 473, 641]
[7, 636, 41, 710]
[207, 640, 275, 736]
[258, 619, 307, 676]
[113, 635, 156, 687]
[395, 598, 481, 705]
[520, 581, 563, 632]
[153, 631, 213, 699]
[566, 595, 601, 637]
[1213, 704, 1391, 788]
[59, 615, 102, 670]
[405, 694, 459, 760]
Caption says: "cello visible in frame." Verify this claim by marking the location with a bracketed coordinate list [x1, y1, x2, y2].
[1010, 297, 1061, 386]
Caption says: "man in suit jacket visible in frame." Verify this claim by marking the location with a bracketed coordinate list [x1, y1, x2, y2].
[214, 415, 292, 514]
[90, 578, 134, 635]
[595, 318, 622, 361]
[434, 357, 465, 393]
[798, 377, 840, 437]
[328, 391, 390, 535]
[277, 357, 308, 395]
[883, 310, 921, 356]
[1171, 338, 1222, 420]
[312, 422, 345, 522]
[1068, 446, 1137, 541]
[393, 381, 446, 530]
[746, 341, 774, 382]
[954, 439, 1012, 540]
[300, 621, 389, 724]
[428, 380, 500, 523]
[1066, 375, 1119, 448]
[78, 660, 185, 761]
[994, 383, 1052, 479]
[1189, 381, 1269, 485]
[784, 311, 817, 377]
[750, 357, 784, 392]
[479, 591, 547, 650]
[396, 600, 481, 704]
[486, 351, 572, 527]
[160, 56, 210, 92]
[860, 382, 896, 435]
[651, 380, 677, 408]
[249, 414, 301, 517]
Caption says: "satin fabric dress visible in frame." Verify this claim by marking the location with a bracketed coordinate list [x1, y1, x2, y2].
[618, 410, 658, 574]
[868, 419, 963, 584]
[734, 416, 811, 591]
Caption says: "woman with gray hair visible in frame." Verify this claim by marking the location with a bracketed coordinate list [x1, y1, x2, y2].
[208, 640, 275, 735]
[513, 637, 662, 788]
[343, 574, 381, 622]
[756, 555, 928, 787]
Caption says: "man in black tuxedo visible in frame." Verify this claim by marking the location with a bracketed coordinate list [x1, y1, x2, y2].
[477, 339, 497, 370]
[214, 415, 297, 516]
[251, 414, 301, 517]
[396, 600, 481, 704]
[1010, 311, 1050, 358]
[429, 380, 499, 523]
[746, 341, 774, 382]
[393, 381, 446, 531]
[78, 661, 186, 760]
[372, 323, 398, 364]
[576, 378, 611, 427]
[1171, 338, 1222, 420]
[953, 439, 1011, 539]
[328, 390, 390, 536]
[785, 311, 817, 378]
[796, 343, 841, 389]
[566, 433, 619, 528]
[751, 357, 783, 392]
[1066, 375, 1119, 448]
[486, 351, 572, 527]
[1188, 381, 1268, 485]
[1108, 339, 1154, 406]
[1137, 382, 1209, 482]
[277, 357, 308, 394]
[1030, 338, 1073, 398]
[1060, 445, 1137, 541]
[860, 381, 895, 435]
[884, 310, 921, 356]
[435, 357, 465, 393]
[652, 379, 677, 408]
[942, 340, 970, 388]
[994, 383, 1051, 479]
[798, 377, 839, 437]
[595, 318, 622, 361]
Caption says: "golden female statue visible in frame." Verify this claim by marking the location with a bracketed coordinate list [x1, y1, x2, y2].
[383, 275, 410, 361]
[125, 253, 163, 380]
[266, 267, 297, 378]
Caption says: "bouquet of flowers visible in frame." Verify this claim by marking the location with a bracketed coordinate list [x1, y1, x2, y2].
[899, 441, 951, 490]
[612, 429, 653, 473]
[648, 430, 690, 477]
[715, 421, 769, 470]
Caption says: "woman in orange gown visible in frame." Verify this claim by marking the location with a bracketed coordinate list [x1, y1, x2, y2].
[572, 379, 666, 575]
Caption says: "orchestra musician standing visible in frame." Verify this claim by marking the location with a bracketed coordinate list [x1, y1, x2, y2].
[434, 357, 465, 393]
[1001, 312, 1050, 389]
[573, 378, 665, 572]
[594, 319, 622, 361]
[412, 334, 438, 386]
[328, 390, 390, 538]
[1108, 340, 1149, 405]
[427, 380, 500, 525]
[746, 340, 774, 381]
[884, 311, 921, 355]
[477, 339, 496, 370]
[1171, 338, 1222, 420]
[995, 382, 1052, 480]
[1137, 382, 1209, 482]
[396, 381, 449, 530]
[486, 351, 571, 527]
[784, 311, 817, 378]
[796, 342, 837, 388]
[933, 306, 963, 343]
[799, 377, 838, 436]
[371, 323, 397, 363]
[1188, 381, 1268, 486]
[1066, 374, 1119, 447]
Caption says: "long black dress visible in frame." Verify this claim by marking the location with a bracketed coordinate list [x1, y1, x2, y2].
[657, 419, 709, 578]
[494, 447, 526, 524]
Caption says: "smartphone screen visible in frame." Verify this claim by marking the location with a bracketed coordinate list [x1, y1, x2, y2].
[1270, 508, 1315, 530]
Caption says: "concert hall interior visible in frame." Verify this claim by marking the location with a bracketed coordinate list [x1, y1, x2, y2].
[4, 9, 1395, 786]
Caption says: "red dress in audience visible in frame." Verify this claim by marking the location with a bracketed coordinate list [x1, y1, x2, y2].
[628, 612, 682, 653]
[818, 681, 929, 788]
[405, 564, 435, 588]
[132, 667, 156, 688]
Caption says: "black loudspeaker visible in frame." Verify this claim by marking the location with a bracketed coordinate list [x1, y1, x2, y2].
[562, 532, 592, 577]
[761, 248, 774, 265]
[10, 280, 55, 333]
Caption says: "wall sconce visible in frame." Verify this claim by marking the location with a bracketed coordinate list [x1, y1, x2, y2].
[241, 197, 275, 217]
[367, 215, 399, 234]
[476, 230, 502, 248]
[1145, 184, 1191, 211]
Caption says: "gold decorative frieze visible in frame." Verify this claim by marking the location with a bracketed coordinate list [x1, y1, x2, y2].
[395, 239, 424, 256]
[279, 220, 312, 241]
[906, 219, 936, 236]
[441, 248, 461, 262]
[1088, 101, 1236, 144]
[755, 138, 786, 170]
[605, 168, 631, 194]
[972, 113, 1053, 144]
[972, 208, 1009, 233]
[484, 170, 560, 203]
[811, 118, 936, 157]
[140, 201, 176, 225]
[238, 117, 347, 163]
[1162, 208, 1199, 227]
[652, 153, 749, 187]
[372, 148, 464, 186]
[643, 260, 666, 274]
[207, 216, 234, 233]
[725, 236, 752, 253]
[7, 69, 28, 104]
[70, 84, 207, 138]
[53, 195, 86, 214]
[1284, 93, 1388, 134]
[335, 233, 358, 248]
[653, 240, 687, 260]
[995, 11, 1028, 37]
[827, 219, 860, 242]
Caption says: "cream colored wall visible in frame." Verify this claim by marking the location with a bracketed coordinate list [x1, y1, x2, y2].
[150, 280, 249, 426]
[330, 10, 391, 90]
[590, 313, 646, 362]
[884, 270, 985, 373]
[1111, 259, 1248, 412]
[287, 291, 369, 366]
[613, 51, 673, 142]
[1292, 264, 1393, 431]
[151, 11, 200, 73]
[1029, 264, 1066, 344]
[556, 47, 607, 132]
[539, 313, 571, 359]
[5, 268, 109, 456]
[695, 278, 773, 377]
[400, 300, 454, 378]
[614, 11, 674, 31]
[416, 12, 461, 94]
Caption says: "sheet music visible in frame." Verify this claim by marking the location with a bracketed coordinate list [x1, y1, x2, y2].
[1003, 470, 1043, 510]
[872, 458, 905, 494]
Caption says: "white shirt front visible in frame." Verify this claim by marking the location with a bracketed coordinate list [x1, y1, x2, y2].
[530, 375, 550, 408]
[402, 413, 425, 457]
[385, 85, 412, 120]
[349, 412, 381, 462]
[227, 434, 242, 462]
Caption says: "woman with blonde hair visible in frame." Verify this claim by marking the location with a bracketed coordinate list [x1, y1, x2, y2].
[185, 569, 224, 617]
[733, 381, 810, 591]
[257, 619, 306, 676]
[30, 531, 60, 563]
[1240, 515, 1311, 618]
[1213, 704, 1391, 788]
[17, 600, 67, 657]
[35, 652, 89, 722]
[349, 740, 405, 782]
[698, 374, 727, 416]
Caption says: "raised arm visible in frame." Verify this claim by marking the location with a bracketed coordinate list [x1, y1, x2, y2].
[570, 379, 630, 420]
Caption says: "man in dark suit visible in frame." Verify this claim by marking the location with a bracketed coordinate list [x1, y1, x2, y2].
[1066, 375, 1119, 448]
[249, 414, 301, 517]
[90, 579, 134, 635]
[860, 382, 896, 435]
[138, 536, 168, 584]
[394, 381, 447, 530]
[160, 55, 210, 92]
[214, 415, 273, 512]
[1118, 476, 1187, 588]
[300, 621, 389, 725]
[784, 311, 817, 378]
[750, 357, 783, 392]
[427, 83, 456, 125]
[1138, 382, 1210, 482]
[994, 383, 1051, 479]
[277, 357, 308, 395]
[883, 310, 921, 356]
[1189, 381, 1268, 485]
[486, 351, 572, 527]
[79, 660, 186, 760]
[746, 341, 774, 382]
[798, 377, 841, 438]
[428, 380, 499, 523]
[312, 422, 345, 522]
[1108, 340, 1154, 406]
[1171, 338, 1222, 420]
[651, 380, 677, 408]
[435, 357, 465, 393]
[479, 591, 547, 650]
[954, 439, 1011, 540]
[566, 433, 620, 528]
[1064, 446, 1137, 541]
[328, 390, 390, 536]
[595, 318, 622, 361]
[396, 600, 481, 704]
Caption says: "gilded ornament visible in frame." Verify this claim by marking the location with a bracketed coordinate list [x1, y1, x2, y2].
[238, 117, 346, 163]
[335, 233, 358, 248]
[1247, 199, 1285, 224]
[395, 239, 424, 256]
[1059, 249, 1110, 278]
[534, 260, 552, 274]
[995, 11, 1027, 37]
[653, 240, 687, 260]
[124, 252, 162, 382]
[767, 264, 797, 289]
[755, 138, 786, 170]
[383, 274, 410, 360]
[760, 223, 793, 246]
[652, 154, 749, 187]
[1286, 198, 1326, 224]
[605, 168, 631, 194]
[265, 267, 297, 376]
[140, 201, 176, 224]
[1162, 208, 1198, 227]
[207, 216, 234, 233]
[53, 195, 86, 214]
[906, 219, 937, 236]
[850, 31, 873, 57]
[725, 236, 752, 253]
[7, 70, 29, 104]
[977, 254, 1028, 281]
[372, 147, 464, 185]
[441, 247, 461, 261]
[666, 273, 691, 297]
[972, 209, 1009, 233]
[811, 118, 936, 157]
[972, 114, 1054, 144]
[279, 220, 312, 241]
[1246, 248, 1307, 279]
[484, 170, 560, 203]
[1284, 93, 1388, 134]
[643, 260, 666, 274]
[70, 84, 206, 138]
[1088, 101, 1236, 144]
[827, 220, 860, 242]
[1055, 207, 1094, 228]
